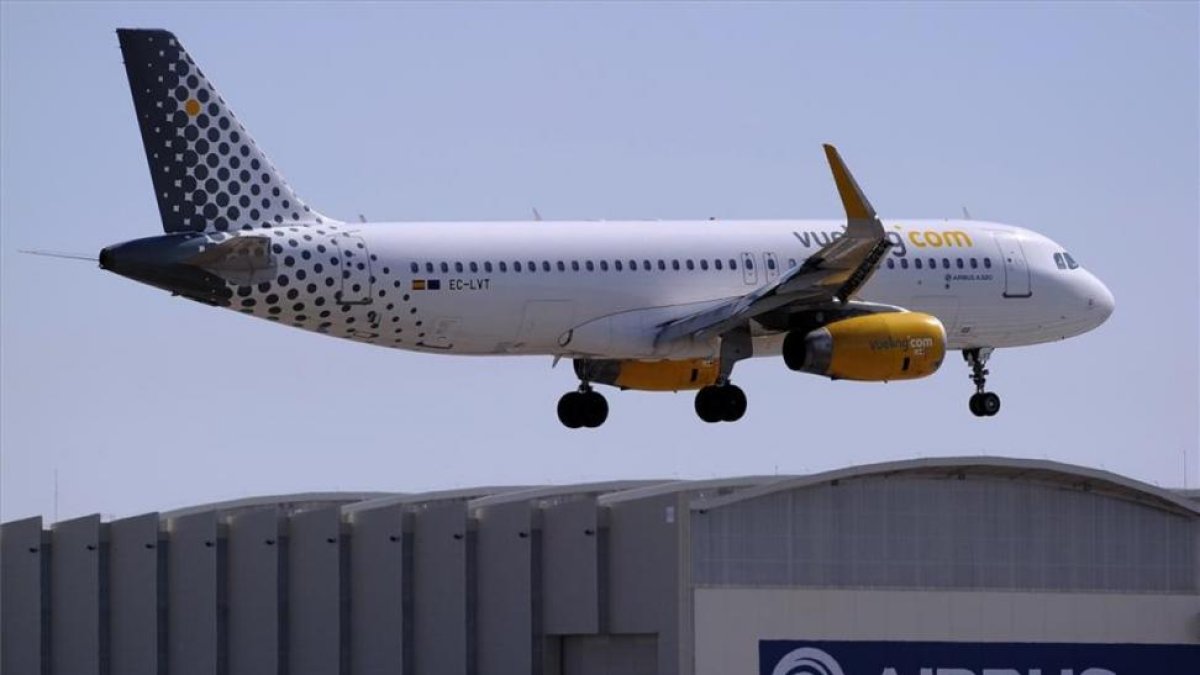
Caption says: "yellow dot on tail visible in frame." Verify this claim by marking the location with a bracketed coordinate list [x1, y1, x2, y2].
[184, 99, 200, 116]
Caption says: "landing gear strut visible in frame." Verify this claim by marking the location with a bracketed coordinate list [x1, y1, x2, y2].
[557, 383, 608, 429]
[694, 383, 747, 423]
[964, 348, 1001, 417]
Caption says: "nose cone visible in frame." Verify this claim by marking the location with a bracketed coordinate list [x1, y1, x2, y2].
[1085, 272, 1115, 326]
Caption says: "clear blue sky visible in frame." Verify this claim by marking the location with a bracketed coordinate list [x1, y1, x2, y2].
[2, 2, 1197, 522]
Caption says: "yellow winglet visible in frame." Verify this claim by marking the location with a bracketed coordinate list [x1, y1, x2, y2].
[823, 144, 877, 221]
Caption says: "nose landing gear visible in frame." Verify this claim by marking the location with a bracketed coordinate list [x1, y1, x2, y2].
[964, 347, 1001, 417]
[557, 384, 609, 429]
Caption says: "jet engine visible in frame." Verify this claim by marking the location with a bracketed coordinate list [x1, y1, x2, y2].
[574, 358, 720, 391]
[783, 312, 946, 381]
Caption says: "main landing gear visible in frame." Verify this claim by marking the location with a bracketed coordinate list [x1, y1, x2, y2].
[964, 347, 1001, 417]
[694, 383, 747, 424]
[557, 384, 609, 429]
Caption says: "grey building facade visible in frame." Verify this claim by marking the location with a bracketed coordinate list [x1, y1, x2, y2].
[3, 458, 1199, 674]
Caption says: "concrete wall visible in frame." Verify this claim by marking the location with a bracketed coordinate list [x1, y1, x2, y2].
[542, 497, 602, 635]
[475, 500, 538, 675]
[226, 507, 280, 675]
[1, 516, 45, 675]
[413, 501, 471, 675]
[346, 503, 405, 675]
[288, 506, 343, 675]
[693, 587, 1200, 675]
[107, 513, 161, 675]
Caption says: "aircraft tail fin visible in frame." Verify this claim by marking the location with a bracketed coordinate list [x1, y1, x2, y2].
[117, 29, 330, 233]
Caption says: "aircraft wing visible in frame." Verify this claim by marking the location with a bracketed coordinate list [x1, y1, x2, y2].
[656, 144, 894, 345]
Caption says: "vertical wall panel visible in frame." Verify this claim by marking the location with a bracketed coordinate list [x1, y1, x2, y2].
[227, 507, 280, 675]
[288, 507, 342, 675]
[109, 513, 161, 675]
[51, 514, 102, 675]
[475, 501, 535, 675]
[347, 504, 405, 675]
[2, 516, 45, 675]
[413, 502, 470, 675]
[542, 498, 600, 635]
[168, 511, 219, 675]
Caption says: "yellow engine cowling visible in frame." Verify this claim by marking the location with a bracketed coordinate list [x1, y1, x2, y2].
[797, 312, 946, 381]
[573, 358, 720, 391]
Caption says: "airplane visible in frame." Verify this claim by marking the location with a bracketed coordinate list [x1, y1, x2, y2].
[99, 29, 1114, 428]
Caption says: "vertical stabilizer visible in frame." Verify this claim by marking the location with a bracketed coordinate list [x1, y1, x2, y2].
[117, 29, 330, 233]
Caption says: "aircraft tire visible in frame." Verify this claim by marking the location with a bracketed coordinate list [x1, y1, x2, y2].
[979, 392, 1001, 417]
[721, 385, 747, 422]
[695, 387, 722, 423]
[580, 391, 609, 428]
[557, 392, 584, 428]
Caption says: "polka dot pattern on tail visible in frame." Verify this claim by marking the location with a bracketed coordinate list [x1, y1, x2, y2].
[117, 29, 328, 234]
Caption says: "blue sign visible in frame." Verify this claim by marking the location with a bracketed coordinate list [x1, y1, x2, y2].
[759, 640, 1200, 675]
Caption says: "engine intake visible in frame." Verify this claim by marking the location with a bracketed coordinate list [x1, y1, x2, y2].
[784, 312, 946, 381]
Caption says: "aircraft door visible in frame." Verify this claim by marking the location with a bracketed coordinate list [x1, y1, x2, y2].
[329, 234, 373, 304]
[763, 252, 780, 282]
[740, 252, 758, 285]
[994, 233, 1032, 298]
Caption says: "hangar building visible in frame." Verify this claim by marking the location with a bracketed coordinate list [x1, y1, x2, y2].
[3, 457, 1199, 674]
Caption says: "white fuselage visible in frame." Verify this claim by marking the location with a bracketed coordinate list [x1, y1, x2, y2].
[224, 218, 1113, 361]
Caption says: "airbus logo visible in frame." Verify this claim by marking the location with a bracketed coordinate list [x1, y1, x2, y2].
[771, 647, 845, 675]
[769, 647, 1118, 675]
[760, 640, 1197, 675]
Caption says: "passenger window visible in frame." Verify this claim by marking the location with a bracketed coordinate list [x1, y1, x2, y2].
[767, 257, 776, 270]
[629, 259, 637, 271]
[928, 258, 936, 269]
[455, 262, 464, 273]
[425, 262, 434, 273]
[900, 258, 909, 269]
[984, 258, 992, 269]
[672, 260, 681, 271]
[915, 258, 923, 269]
[886, 258, 895, 269]
[729, 259, 738, 270]
[469, 262, 478, 273]
[956, 258, 964, 269]
[557, 261, 565, 272]
[715, 259, 723, 271]
[542, 261, 551, 272]
[1064, 253, 1079, 270]
[571, 261, 580, 271]
[642, 259, 651, 270]
[514, 261, 522, 272]
[410, 262, 419, 273]
[440, 262, 449, 273]
[484, 261, 493, 273]
[499, 261, 507, 272]
[700, 259, 709, 271]
[528, 261, 536, 272]
[942, 258, 950, 269]
[745, 258, 754, 270]
[600, 260, 609, 271]
[586, 261, 595, 271]
[686, 260, 695, 271]
[969, 258, 978, 269]
[614, 260, 623, 271]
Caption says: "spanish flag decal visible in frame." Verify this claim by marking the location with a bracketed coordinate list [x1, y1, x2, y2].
[411, 279, 441, 291]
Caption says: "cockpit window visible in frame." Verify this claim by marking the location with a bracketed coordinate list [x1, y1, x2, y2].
[1053, 253, 1066, 270]
[1063, 252, 1079, 270]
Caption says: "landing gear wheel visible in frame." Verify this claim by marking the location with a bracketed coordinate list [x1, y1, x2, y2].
[695, 386, 722, 424]
[580, 391, 608, 428]
[720, 384, 747, 422]
[695, 384, 748, 423]
[964, 348, 1001, 417]
[558, 388, 608, 429]
[557, 392, 584, 429]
